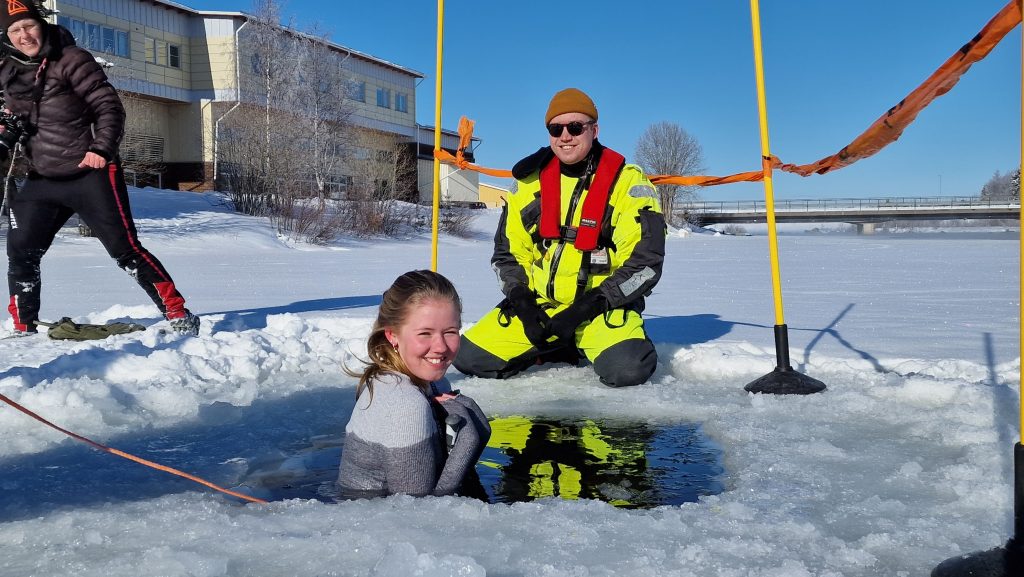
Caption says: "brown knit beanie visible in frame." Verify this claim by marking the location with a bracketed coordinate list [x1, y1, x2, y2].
[0, 0, 44, 33]
[545, 88, 598, 124]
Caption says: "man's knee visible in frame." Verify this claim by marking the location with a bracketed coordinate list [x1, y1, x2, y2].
[592, 338, 658, 387]
[115, 252, 144, 272]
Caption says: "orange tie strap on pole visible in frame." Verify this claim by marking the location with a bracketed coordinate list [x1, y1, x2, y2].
[433, 148, 513, 178]
[433, 116, 513, 178]
[0, 393, 267, 504]
[779, 0, 1021, 178]
[742, 0, 825, 396]
[431, 0, 445, 271]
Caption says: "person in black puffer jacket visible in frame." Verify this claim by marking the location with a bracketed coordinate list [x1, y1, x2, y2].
[0, 2, 199, 336]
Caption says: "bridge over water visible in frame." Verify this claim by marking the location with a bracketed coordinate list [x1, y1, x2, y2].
[677, 196, 1020, 234]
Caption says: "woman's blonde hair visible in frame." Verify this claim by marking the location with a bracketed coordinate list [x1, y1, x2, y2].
[347, 270, 462, 399]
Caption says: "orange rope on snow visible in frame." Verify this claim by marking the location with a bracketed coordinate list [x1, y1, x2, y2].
[0, 392, 268, 504]
[437, 0, 1021, 188]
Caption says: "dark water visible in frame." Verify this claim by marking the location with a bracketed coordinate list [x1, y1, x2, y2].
[476, 417, 724, 508]
[242, 417, 725, 508]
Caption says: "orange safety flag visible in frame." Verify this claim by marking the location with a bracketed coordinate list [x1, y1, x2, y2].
[436, 1, 1021, 187]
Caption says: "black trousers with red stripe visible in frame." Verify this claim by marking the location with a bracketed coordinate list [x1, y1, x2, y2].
[5, 164, 187, 331]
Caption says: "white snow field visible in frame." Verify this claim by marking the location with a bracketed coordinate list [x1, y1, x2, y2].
[0, 187, 1019, 577]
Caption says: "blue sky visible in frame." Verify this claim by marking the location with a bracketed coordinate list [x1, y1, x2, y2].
[183, 0, 1020, 201]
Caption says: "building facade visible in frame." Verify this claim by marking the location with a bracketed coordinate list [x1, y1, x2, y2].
[42, 0, 477, 201]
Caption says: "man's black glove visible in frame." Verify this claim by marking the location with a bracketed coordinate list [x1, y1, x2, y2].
[507, 285, 551, 347]
[547, 290, 608, 344]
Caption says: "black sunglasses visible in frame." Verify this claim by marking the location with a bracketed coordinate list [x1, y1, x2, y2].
[546, 121, 594, 138]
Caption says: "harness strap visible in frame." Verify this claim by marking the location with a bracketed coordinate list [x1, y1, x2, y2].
[538, 148, 626, 251]
[575, 148, 624, 250]
[538, 157, 563, 241]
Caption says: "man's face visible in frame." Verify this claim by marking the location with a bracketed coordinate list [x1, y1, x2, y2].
[7, 19, 42, 58]
[547, 112, 598, 165]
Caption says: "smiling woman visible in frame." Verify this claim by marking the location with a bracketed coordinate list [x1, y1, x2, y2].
[337, 270, 491, 499]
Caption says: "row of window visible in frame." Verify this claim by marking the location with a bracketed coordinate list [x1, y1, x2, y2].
[378, 88, 409, 113]
[348, 82, 410, 113]
[57, 15, 182, 69]
[145, 37, 181, 68]
[58, 15, 129, 58]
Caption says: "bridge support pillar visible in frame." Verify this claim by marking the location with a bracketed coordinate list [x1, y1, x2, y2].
[855, 222, 876, 235]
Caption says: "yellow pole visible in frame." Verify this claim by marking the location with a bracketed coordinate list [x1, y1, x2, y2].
[1019, 0, 1022, 444]
[749, 0, 785, 325]
[431, 0, 445, 272]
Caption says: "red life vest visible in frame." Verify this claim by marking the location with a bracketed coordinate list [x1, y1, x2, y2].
[538, 148, 626, 251]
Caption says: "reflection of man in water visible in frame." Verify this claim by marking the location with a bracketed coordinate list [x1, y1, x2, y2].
[485, 416, 656, 507]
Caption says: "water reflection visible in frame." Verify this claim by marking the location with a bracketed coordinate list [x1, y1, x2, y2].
[241, 418, 724, 508]
[479, 417, 724, 509]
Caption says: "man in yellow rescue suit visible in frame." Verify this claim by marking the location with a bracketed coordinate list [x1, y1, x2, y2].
[454, 88, 666, 387]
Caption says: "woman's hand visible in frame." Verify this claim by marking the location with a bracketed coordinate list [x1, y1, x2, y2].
[78, 152, 107, 169]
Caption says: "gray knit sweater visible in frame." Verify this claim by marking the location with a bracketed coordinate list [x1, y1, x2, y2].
[336, 373, 489, 499]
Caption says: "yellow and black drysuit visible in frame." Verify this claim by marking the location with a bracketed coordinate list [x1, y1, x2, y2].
[454, 141, 666, 387]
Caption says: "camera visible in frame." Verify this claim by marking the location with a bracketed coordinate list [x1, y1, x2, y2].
[0, 106, 26, 153]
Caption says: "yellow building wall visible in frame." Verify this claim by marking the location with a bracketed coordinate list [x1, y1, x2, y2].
[479, 183, 509, 208]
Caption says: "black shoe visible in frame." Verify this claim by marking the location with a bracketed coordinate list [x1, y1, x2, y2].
[168, 310, 200, 336]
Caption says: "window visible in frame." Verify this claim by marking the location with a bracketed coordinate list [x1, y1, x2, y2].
[156, 40, 168, 66]
[122, 133, 165, 165]
[376, 87, 390, 108]
[395, 93, 408, 113]
[144, 38, 180, 68]
[60, 17, 129, 58]
[326, 175, 354, 199]
[115, 31, 129, 58]
[348, 81, 365, 103]
[87, 23, 101, 51]
[70, 19, 86, 46]
[102, 27, 115, 54]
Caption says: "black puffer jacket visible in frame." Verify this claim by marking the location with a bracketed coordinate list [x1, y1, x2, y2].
[0, 24, 124, 178]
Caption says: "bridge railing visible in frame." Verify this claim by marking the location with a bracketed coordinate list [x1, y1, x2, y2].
[679, 196, 1020, 214]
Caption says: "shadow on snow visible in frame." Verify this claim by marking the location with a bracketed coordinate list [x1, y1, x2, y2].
[205, 295, 381, 331]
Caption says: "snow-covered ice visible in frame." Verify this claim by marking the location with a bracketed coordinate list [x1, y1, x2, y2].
[0, 187, 1019, 576]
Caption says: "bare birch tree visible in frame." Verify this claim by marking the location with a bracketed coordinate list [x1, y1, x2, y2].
[634, 121, 705, 225]
[342, 130, 417, 236]
[291, 27, 354, 196]
[216, 0, 359, 242]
